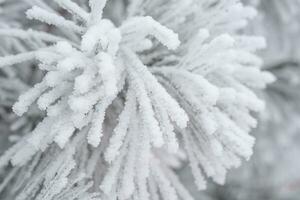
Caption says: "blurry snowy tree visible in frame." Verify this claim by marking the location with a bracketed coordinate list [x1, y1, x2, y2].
[196, 0, 300, 200]
[0, 0, 274, 200]
[246, 0, 300, 66]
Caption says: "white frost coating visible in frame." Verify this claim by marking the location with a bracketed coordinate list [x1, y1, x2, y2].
[37, 83, 71, 110]
[87, 98, 112, 147]
[26, 6, 84, 33]
[54, 121, 76, 148]
[121, 16, 180, 50]
[55, 41, 74, 55]
[88, 0, 107, 25]
[127, 66, 165, 148]
[54, 0, 89, 21]
[96, 52, 118, 97]
[13, 81, 48, 116]
[0, 51, 36, 68]
[118, 114, 138, 199]
[81, 19, 121, 56]
[104, 89, 136, 163]
[0, 0, 275, 200]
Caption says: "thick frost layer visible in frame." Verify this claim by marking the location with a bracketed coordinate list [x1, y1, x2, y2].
[0, 0, 274, 200]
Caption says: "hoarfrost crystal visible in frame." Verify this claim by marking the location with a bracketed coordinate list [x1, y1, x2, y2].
[0, 0, 274, 200]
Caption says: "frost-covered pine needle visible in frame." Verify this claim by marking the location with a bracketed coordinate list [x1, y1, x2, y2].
[0, 0, 274, 200]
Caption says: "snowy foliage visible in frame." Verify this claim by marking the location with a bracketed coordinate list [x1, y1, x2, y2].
[0, 0, 274, 200]
[195, 1, 300, 199]
[197, 63, 300, 200]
